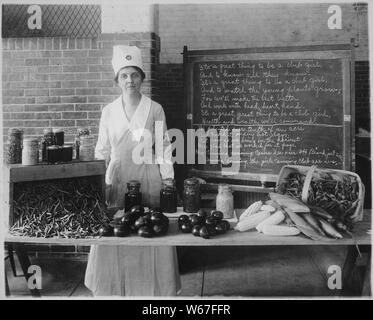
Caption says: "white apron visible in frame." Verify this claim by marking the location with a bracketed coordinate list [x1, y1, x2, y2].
[84, 95, 180, 296]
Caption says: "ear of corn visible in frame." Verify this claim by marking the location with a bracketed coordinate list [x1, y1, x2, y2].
[239, 201, 262, 221]
[256, 210, 285, 232]
[260, 204, 276, 213]
[262, 225, 300, 236]
[269, 193, 310, 213]
[234, 211, 270, 232]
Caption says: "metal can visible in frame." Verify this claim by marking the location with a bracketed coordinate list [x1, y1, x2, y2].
[61, 144, 73, 162]
[53, 128, 64, 146]
[22, 138, 39, 166]
[47, 145, 62, 164]
[183, 178, 200, 213]
[216, 184, 234, 219]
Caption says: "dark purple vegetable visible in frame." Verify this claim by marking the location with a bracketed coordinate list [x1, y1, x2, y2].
[178, 214, 190, 226]
[199, 226, 210, 239]
[99, 225, 113, 237]
[138, 225, 153, 238]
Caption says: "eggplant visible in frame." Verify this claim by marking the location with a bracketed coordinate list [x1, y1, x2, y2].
[149, 207, 163, 214]
[178, 214, 190, 226]
[214, 222, 227, 235]
[138, 225, 153, 238]
[150, 212, 168, 225]
[134, 215, 151, 230]
[211, 210, 224, 221]
[180, 222, 192, 233]
[196, 209, 207, 219]
[199, 226, 210, 239]
[220, 220, 231, 232]
[205, 217, 217, 226]
[113, 224, 130, 237]
[130, 205, 145, 215]
[192, 225, 202, 237]
[152, 223, 168, 236]
[189, 214, 202, 226]
[99, 225, 114, 237]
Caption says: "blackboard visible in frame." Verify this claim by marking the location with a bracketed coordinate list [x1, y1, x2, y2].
[184, 45, 354, 181]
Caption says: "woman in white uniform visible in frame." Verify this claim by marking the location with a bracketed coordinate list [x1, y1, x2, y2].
[84, 45, 181, 296]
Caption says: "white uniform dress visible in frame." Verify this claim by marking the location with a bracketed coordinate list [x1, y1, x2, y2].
[84, 94, 181, 296]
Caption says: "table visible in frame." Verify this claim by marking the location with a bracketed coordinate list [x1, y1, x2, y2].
[5, 209, 371, 296]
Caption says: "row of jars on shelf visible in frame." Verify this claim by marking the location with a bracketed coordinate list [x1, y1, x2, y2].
[6, 127, 95, 165]
[126, 178, 234, 219]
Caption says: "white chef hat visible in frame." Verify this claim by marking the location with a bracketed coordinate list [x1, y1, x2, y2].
[112, 45, 145, 79]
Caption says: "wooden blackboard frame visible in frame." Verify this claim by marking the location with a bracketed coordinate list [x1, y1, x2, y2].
[183, 43, 355, 184]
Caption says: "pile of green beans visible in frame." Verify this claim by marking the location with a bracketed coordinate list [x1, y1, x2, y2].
[10, 177, 109, 238]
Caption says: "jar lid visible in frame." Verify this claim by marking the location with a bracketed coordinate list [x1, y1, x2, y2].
[53, 128, 64, 133]
[184, 178, 199, 186]
[77, 128, 90, 135]
[47, 145, 60, 150]
[43, 128, 53, 134]
[80, 135, 95, 141]
[218, 184, 232, 192]
[23, 138, 39, 144]
[127, 180, 141, 187]
[62, 144, 73, 149]
[163, 178, 175, 187]
[8, 128, 23, 135]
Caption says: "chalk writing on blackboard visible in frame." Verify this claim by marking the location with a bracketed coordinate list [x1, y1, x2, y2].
[192, 59, 344, 173]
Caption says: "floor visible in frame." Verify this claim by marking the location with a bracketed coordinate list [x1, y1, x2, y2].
[4, 246, 370, 298]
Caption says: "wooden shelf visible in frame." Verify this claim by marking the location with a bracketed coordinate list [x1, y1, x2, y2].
[3, 160, 106, 182]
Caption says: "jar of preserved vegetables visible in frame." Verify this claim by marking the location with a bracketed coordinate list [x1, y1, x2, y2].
[160, 178, 177, 213]
[183, 178, 200, 213]
[41, 128, 55, 162]
[216, 184, 234, 219]
[75, 127, 90, 160]
[79, 135, 95, 161]
[22, 138, 39, 166]
[125, 180, 142, 211]
[6, 128, 23, 164]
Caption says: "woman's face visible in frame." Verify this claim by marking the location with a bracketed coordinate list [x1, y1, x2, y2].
[117, 67, 143, 95]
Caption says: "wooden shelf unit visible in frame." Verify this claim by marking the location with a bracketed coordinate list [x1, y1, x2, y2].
[2, 160, 106, 227]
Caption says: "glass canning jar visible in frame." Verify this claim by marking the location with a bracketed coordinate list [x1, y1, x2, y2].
[160, 178, 177, 213]
[125, 180, 142, 212]
[183, 178, 200, 213]
[216, 184, 234, 219]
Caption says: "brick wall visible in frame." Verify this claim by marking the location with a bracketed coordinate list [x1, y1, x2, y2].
[2, 33, 160, 146]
